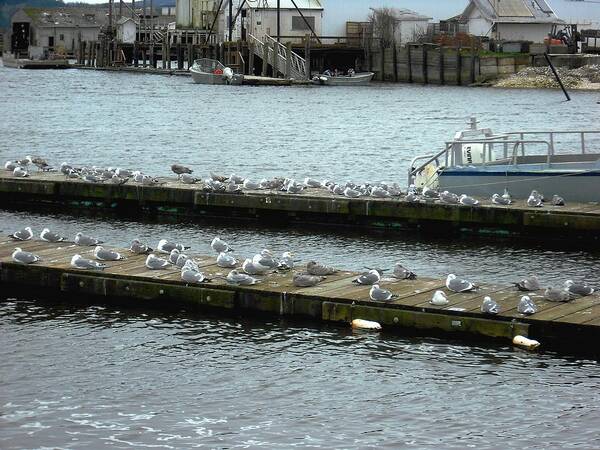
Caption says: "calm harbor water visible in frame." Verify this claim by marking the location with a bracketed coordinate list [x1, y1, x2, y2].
[2, 64, 600, 448]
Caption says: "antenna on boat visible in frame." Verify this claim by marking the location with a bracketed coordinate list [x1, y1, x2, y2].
[468, 116, 479, 130]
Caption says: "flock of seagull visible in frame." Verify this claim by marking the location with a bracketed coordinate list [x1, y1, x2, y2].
[4, 158, 566, 207]
[8, 224, 594, 316]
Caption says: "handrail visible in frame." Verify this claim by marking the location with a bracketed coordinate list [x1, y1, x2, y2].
[248, 33, 306, 79]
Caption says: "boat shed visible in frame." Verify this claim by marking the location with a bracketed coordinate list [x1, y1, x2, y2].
[461, 0, 564, 43]
[9, 7, 108, 56]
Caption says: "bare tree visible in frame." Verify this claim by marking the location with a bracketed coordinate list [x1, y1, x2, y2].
[368, 7, 397, 48]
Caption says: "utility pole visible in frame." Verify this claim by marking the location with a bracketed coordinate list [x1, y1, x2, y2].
[277, 0, 280, 42]
[229, 0, 233, 41]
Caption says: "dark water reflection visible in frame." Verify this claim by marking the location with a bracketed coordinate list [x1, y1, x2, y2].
[1, 299, 600, 449]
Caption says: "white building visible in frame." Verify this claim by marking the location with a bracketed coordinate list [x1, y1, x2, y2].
[117, 17, 138, 43]
[461, 0, 564, 42]
[244, 0, 323, 41]
[370, 7, 432, 45]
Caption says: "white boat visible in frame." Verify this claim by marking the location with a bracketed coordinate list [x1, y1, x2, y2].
[189, 58, 244, 85]
[312, 71, 374, 86]
[409, 118, 600, 202]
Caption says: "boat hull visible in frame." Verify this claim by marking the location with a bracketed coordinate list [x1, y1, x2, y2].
[313, 72, 374, 86]
[190, 70, 243, 85]
[438, 170, 600, 202]
[2, 54, 70, 69]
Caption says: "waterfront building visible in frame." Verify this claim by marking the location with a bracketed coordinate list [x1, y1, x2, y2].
[369, 7, 432, 45]
[9, 7, 108, 56]
[461, 0, 564, 42]
[116, 17, 138, 44]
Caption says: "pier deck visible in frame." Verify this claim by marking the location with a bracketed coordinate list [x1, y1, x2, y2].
[1, 172, 600, 240]
[1, 239, 600, 349]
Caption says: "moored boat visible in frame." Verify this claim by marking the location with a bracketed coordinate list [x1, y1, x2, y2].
[409, 118, 600, 202]
[189, 58, 243, 85]
[312, 71, 374, 86]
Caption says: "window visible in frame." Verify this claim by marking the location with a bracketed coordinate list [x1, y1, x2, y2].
[59, 34, 64, 41]
[292, 16, 315, 31]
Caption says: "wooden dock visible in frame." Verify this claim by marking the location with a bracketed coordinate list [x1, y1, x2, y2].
[2, 239, 600, 350]
[2, 172, 600, 241]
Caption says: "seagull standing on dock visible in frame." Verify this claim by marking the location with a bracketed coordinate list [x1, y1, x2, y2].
[129, 239, 153, 254]
[446, 274, 477, 293]
[515, 275, 541, 291]
[392, 263, 417, 280]
[211, 237, 233, 253]
[459, 194, 479, 206]
[71, 254, 107, 270]
[157, 239, 190, 254]
[171, 164, 193, 175]
[306, 261, 338, 276]
[12, 248, 41, 264]
[551, 195, 565, 206]
[9, 227, 33, 241]
[13, 167, 29, 177]
[544, 287, 571, 302]
[439, 191, 459, 204]
[293, 273, 325, 287]
[226, 269, 260, 285]
[564, 280, 594, 297]
[491, 193, 512, 205]
[181, 267, 210, 284]
[527, 190, 543, 207]
[145, 254, 170, 270]
[74, 232, 103, 246]
[353, 269, 383, 285]
[430, 290, 449, 306]
[517, 295, 538, 315]
[94, 246, 126, 261]
[26, 155, 51, 171]
[217, 252, 237, 268]
[40, 228, 65, 243]
[481, 296, 499, 314]
[369, 284, 396, 302]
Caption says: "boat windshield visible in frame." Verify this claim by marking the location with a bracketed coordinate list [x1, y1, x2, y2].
[192, 58, 225, 73]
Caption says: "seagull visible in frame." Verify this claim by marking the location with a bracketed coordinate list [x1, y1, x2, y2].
[370, 186, 391, 198]
[304, 177, 322, 188]
[252, 249, 278, 269]
[243, 179, 261, 190]
[287, 182, 304, 194]
[517, 295, 538, 315]
[293, 273, 325, 287]
[564, 280, 594, 297]
[392, 263, 417, 280]
[71, 254, 106, 270]
[369, 284, 396, 302]
[446, 274, 477, 293]
[343, 187, 361, 198]
[179, 173, 200, 184]
[481, 296, 499, 314]
[502, 188, 512, 202]
[156, 239, 190, 254]
[211, 237, 232, 253]
[430, 290, 449, 306]
[94, 246, 126, 261]
[227, 174, 244, 184]
[145, 254, 170, 270]
[181, 267, 211, 284]
[171, 164, 193, 175]
[527, 190, 543, 207]
[353, 269, 383, 285]
[277, 251, 297, 270]
[514, 275, 541, 291]
[115, 168, 133, 178]
[225, 181, 242, 193]
[11, 247, 41, 264]
[13, 167, 29, 177]
[4, 160, 18, 171]
[439, 191, 459, 204]
[306, 260, 337, 276]
[491, 193, 512, 205]
[544, 287, 571, 302]
[110, 174, 128, 185]
[9, 226, 33, 241]
[210, 172, 227, 182]
[242, 258, 271, 275]
[332, 184, 345, 195]
[175, 254, 191, 268]
[404, 192, 419, 202]
[40, 228, 65, 243]
[459, 194, 479, 206]
[168, 248, 181, 264]
[226, 269, 260, 285]
[74, 232, 103, 246]
[181, 259, 200, 272]
[551, 195, 565, 206]
[26, 155, 50, 171]
[216, 252, 237, 268]
[129, 239, 153, 254]
[422, 186, 439, 199]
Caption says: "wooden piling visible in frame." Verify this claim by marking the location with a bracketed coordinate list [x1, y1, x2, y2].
[261, 41, 268, 77]
[149, 43, 155, 68]
[162, 41, 167, 69]
[187, 43, 193, 69]
[248, 42, 255, 75]
[392, 42, 398, 82]
[304, 34, 311, 80]
[456, 44, 462, 86]
[439, 46, 444, 85]
[272, 41, 279, 77]
[422, 44, 428, 84]
[285, 42, 292, 79]
[133, 42, 139, 67]
[176, 42, 182, 70]
[407, 44, 413, 83]
[379, 40, 385, 81]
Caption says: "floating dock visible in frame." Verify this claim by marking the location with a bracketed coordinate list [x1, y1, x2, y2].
[1, 239, 600, 350]
[2, 172, 600, 241]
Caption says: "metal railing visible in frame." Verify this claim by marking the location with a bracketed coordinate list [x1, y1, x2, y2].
[407, 130, 600, 186]
[247, 33, 306, 79]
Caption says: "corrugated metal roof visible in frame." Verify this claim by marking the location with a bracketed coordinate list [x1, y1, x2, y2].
[23, 7, 109, 28]
[252, 0, 323, 10]
[465, 0, 563, 24]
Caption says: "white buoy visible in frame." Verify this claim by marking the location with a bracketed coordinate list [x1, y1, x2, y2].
[512, 335, 540, 350]
[351, 319, 382, 331]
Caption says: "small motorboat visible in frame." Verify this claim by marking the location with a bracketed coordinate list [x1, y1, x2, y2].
[312, 70, 374, 86]
[189, 58, 244, 85]
[409, 118, 600, 202]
